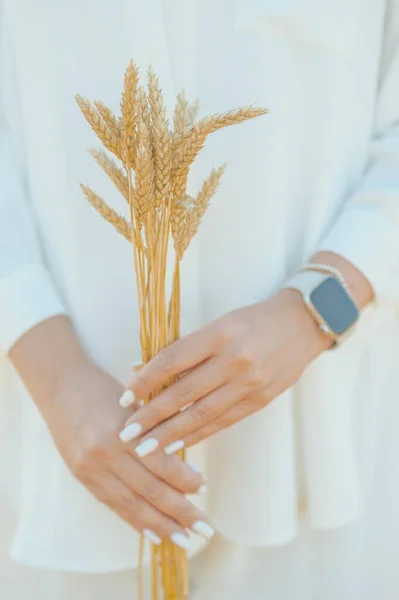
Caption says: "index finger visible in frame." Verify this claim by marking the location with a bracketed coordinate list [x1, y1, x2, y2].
[122, 326, 214, 403]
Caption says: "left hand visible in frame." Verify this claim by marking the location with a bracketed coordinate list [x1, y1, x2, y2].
[119, 289, 331, 455]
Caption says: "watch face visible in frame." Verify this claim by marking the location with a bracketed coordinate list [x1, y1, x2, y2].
[310, 277, 359, 336]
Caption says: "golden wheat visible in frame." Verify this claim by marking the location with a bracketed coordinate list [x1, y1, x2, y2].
[89, 148, 129, 201]
[120, 60, 140, 167]
[75, 95, 122, 159]
[147, 67, 171, 208]
[80, 184, 131, 241]
[93, 100, 120, 137]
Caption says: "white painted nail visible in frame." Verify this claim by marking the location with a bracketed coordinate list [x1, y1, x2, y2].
[119, 390, 136, 408]
[196, 484, 207, 495]
[135, 438, 159, 457]
[143, 529, 162, 546]
[191, 521, 215, 539]
[137, 400, 145, 408]
[170, 532, 191, 550]
[119, 422, 142, 443]
[187, 462, 201, 474]
[164, 440, 185, 455]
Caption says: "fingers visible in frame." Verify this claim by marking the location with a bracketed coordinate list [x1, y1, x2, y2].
[120, 328, 214, 406]
[119, 359, 226, 446]
[90, 471, 194, 549]
[139, 451, 206, 495]
[183, 394, 263, 447]
[125, 383, 244, 457]
[109, 452, 213, 540]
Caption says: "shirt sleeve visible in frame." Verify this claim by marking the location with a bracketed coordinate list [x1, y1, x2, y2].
[316, 2, 399, 306]
[0, 17, 67, 356]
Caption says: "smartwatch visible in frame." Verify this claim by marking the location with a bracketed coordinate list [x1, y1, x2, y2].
[284, 269, 360, 345]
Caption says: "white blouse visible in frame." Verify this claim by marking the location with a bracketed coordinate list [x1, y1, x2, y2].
[1, 0, 399, 573]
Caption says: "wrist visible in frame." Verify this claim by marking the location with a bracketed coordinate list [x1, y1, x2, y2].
[9, 315, 91, 411]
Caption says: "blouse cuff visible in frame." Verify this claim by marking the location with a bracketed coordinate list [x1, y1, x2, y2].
[316, 203, 399, 307]
[0, 263, 68, 355]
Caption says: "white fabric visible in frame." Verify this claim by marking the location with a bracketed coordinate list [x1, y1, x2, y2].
[1, 0, 399, 586]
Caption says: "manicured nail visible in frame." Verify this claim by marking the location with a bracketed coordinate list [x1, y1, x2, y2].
[191, 521, 215, 539]
[170, 532, 191, 550]
[119, 390, 136, 408]
[119, 422, 142, 443]
[196, 484, 207, 495]
[187, 462, 201, 474]
[135, 438, 159, 457]
[143, 529, 162, 546]
[137, 400, 145, 408]
[164, 440, 185, 455]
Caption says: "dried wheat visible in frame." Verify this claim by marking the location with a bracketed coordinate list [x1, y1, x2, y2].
[120, 59, 139, 167]
[89, 148, 129, 201]
[93, 101, 120, 137]
[80, 184, 131, 241]
[75, 95, 121, 159]
[147, 67, 171, 208]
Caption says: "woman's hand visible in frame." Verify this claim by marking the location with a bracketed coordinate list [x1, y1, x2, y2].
[10, 317, 213, 549]
[119, 288, 331, 454]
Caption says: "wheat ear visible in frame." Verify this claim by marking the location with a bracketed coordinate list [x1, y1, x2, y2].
[173, 90, 189, 133]
[89, 149, 129, 201]
[75, 95, 121, 159]
[80, 184, 131, 241]
[120, 59, 139, 167]
[147, 67, 171, 208]
[134, 118, 155, 227]
[93, 101, 120, 137]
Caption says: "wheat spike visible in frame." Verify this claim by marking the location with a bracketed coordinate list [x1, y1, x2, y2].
[187, 99, 200, 124]
[196, 164, 227, 218]
[80, 184, 131, 241]
[89, 148, 129, 201]
[147, 67, 171, 208]
[75, 94, 121, 159]
[171, 106, 267, 203]
[120, 60, 140, 167]
[174, 90, 189, 133]
[134, 119, 155, 227]
[93, 101, 120, 137]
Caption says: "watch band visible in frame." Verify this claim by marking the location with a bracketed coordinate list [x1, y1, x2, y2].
[284, 270, 330, 298]
[296, 263, 347, 287]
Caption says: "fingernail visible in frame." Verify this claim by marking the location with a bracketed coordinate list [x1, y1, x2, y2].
[119, 390, 136, 408]
[196, 484, 207, 495]
[191, 521, 215, 539]
[119, 422, 142, 443]
[137, 400, 145, 408]
[170, 532, 191, 550]
[187, 462, 201, 474]
[164, 440, 185, 455]
[135, 438, 159, 457]
[143, 529, 162, 546]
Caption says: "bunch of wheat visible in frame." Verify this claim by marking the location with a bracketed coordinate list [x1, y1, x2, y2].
[76, 60, 267, 600]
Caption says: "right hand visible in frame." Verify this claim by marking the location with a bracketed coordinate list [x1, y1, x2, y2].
[10, 317, 212, 549]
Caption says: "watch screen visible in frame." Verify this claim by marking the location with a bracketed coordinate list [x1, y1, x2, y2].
[310, 277, 359, 335]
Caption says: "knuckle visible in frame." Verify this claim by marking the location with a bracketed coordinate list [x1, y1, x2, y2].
[142, 480, 160, 505]
[155, 345, 177, 373]
[234, 346, 256, 369]
[249, 369, 265, 389]
[190, 402, 213, 424]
